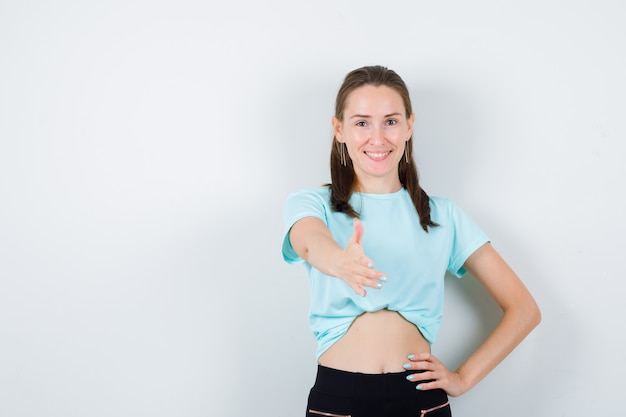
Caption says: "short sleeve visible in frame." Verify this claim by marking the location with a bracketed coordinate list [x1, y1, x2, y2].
[282, 189, 329, 264]
[446, 202, 490, 277]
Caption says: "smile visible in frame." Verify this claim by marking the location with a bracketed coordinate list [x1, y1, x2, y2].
[365, 151, 391, 159]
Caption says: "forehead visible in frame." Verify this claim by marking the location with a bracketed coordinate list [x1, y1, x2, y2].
[344, 85, 406, 115]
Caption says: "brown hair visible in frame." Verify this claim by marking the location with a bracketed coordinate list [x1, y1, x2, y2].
[328, 65, 437, 232]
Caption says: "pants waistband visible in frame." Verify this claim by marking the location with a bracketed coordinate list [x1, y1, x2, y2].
[313, 364, 437, 400]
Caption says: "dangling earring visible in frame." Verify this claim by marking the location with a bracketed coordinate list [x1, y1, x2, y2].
[340, 143, 347, 166]
[404, 145, 410, 163]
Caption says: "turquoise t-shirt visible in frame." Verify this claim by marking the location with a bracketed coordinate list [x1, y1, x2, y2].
[282, 187, 489, 360]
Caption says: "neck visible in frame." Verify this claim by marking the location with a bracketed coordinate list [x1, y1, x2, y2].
[354, 177, 403, 194]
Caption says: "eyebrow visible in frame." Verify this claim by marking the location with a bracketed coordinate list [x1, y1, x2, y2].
[349, 112, 403, 119]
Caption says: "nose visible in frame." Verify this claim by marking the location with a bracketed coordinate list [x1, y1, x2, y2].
[370, 125, 385, 144]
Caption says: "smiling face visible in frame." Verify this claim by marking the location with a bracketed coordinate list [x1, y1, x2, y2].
[332, 85, 415, 193]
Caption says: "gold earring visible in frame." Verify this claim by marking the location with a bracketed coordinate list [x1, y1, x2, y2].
[340, 143, 347, 166]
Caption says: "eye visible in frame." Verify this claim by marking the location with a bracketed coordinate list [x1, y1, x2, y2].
[386, 119, 398, 126]
[356, 120, 367, 127]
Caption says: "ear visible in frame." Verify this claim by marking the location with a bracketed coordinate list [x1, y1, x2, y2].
[407, 113, 415, 140]
[332, 116, 344, 143]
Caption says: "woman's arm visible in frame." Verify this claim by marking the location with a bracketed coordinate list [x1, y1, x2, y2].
[405, 243, 541, 396]
[289, 217, 386, 296]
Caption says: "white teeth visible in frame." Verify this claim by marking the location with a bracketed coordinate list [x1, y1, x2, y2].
[366, 152, 389, 158]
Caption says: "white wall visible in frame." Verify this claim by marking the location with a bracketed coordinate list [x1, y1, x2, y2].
[1, 1, 624, 416]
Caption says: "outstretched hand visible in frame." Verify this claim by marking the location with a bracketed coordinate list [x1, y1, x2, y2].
[338, 219, 387, 296]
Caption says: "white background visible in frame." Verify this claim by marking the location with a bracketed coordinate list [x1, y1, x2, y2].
[1, 1, 625, 416]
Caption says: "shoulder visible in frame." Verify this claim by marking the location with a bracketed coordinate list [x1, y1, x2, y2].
[427, 195, 471, 225]
[428, 195, 455, 214]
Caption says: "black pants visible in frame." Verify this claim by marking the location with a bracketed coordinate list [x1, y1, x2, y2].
[306, 365, 452, 417]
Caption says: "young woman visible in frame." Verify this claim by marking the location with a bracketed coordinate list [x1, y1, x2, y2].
[282, 65, 541, 417]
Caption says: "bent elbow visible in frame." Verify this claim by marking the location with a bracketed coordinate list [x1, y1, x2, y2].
[526, 298, 542, 331]
[509, 296, 541, 334]
[532, 303, 542, 328]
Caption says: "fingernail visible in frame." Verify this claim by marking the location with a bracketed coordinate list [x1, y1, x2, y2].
[367, 262, 373, 268]
[380, 276, 388, 282]
[407, 354, 415, 360]
[402, 363, 411, 369]
[416, 385, 423, 390]
[375, 283, 383, 289]
[406, 375, 415, 381]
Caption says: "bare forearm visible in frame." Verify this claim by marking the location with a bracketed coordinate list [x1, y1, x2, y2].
[289, 217, 384, 296]
[300, 232, 345, 278]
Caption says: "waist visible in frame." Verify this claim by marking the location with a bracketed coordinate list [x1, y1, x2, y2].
[318, 309, 430, 373]
[311, 365, 446, 401]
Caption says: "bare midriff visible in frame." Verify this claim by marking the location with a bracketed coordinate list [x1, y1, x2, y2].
[318, 309, 431, 373]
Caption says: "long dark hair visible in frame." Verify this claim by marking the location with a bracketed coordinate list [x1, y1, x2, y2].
[328, 65, 437, 232]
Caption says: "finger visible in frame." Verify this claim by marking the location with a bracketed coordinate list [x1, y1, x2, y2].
[352, 218, 364, 246]
[357, 263, 386, 280]
[352, 266, 387, 288]
[362, 255, 375, 269]
[403, 360, 434, 372]
[403, 358, 439, 376]
[352, 274, 385, 295]
[405, 370, 437, 384]
[406, 352, 432, 363]
[407, 352, 438, 364]
[346, 269, 381, 290]
[352, 284, 367, 297]
[414, 380, 441, 391]
[360, 276, 384, 290]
